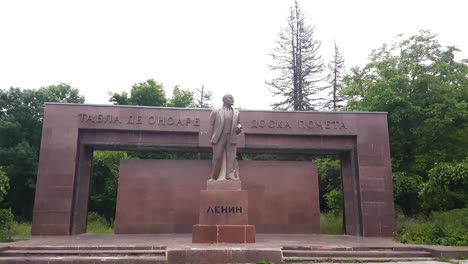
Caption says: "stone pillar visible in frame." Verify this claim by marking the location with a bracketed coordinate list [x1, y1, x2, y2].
[192, 180, 256, 243]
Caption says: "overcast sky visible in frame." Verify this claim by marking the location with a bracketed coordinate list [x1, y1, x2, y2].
[1, 0, 467, 110]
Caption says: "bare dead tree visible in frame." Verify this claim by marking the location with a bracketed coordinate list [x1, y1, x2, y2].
[324, 40, 345, 111]
[266, 0, 324, 111]
[193, 85, 212, 108]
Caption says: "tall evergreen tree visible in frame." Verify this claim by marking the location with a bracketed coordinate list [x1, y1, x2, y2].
[267, 0, 324, 111]
[324, 40, 345, 111]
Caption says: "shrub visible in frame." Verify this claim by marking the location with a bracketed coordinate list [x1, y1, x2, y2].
[395, 208, 468, 246]
[324, 188, 343, 216]
[420, 160, 468, 211]
[393, 172, 422, 216]
[0, 208, 15, 241]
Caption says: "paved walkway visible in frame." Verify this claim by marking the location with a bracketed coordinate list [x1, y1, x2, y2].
[3, 233, 403, 248]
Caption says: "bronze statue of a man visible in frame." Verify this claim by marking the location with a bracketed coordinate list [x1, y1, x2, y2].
[209, 94, 242, 180]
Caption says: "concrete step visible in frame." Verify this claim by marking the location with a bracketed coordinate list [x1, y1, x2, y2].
[0, 249, 166, 257]
[1, 245, 166, 250]
[283, 256, 435, 262]
[282, 249, 433, 258]
[0, 255, 166, 263]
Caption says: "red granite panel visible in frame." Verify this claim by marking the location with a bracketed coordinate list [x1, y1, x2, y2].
[33, 186, 74, 200]
[245, 134, 355, 150]
[245, 225, 256, 243]
[31, 224, 70, 236]
[242, 161, 320, 233]
[33, 197, 73, 212]
[360, 178, 385, 190]
[199, 190, 248, 225]
[32, 212, 71, 225]
[114, 160, 319, 234]
[192, 225, 217, 243]
[217, 225, 248, 243]
[358, 166, 392, 180]
[80, 130, 198, 146]
[114, 160, 208, 234]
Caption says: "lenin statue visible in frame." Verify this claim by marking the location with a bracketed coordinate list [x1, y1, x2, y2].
[209, 94, 243, 180]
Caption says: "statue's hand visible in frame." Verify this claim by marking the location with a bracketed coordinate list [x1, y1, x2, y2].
[235, 124, 243, 134]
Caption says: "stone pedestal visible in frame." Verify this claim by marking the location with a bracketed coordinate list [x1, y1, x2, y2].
[192, 180, 256, 243]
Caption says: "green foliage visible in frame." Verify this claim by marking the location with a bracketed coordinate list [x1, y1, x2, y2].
[11, 222, 31, 238]
[87, 212, 113, 234]
[0, 168, 10, 203]
[393, 172, 422, 216]
[0, 84, 84, 220]
[395, 208, 468, 246]
[89, 151, 127, 223]
[109, 79, 195, 109]
[110, 79, 166, 106]
[343, 31, 468, 175]
[315, 157, 341, 212]
[0, 208, 15, 241]
[324, 188, 343, 216]
[108, 91, 130, 105]
[419, 160, 468, 211]
[167, 86, 194, 107]
[320, 213, 343, 234]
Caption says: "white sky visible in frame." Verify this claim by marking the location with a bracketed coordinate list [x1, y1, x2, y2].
[1, 0, 467, 110]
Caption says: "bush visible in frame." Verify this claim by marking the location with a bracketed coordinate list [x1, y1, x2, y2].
[315, 158, 341, 212]
[0, 208, 15, 241]
[419, 160, 468, 211]
[395, 208, 468, 246]
[324, 188, 343, 216]
[393, 172, 422, 216]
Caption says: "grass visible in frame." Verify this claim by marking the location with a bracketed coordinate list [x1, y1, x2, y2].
[320, 213, 343, 234]
[1, 213, 114, 240]
[395, 208, 468, 246]
[86, 212, 114, 234]
[12, 222, 31, 238]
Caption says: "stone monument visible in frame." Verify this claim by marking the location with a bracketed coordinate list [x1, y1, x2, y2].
[192, 95, 256, 243]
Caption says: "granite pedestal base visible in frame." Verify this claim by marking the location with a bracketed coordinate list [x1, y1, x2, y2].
[192, 224, 256, 243]
[192, 180, 256, 243]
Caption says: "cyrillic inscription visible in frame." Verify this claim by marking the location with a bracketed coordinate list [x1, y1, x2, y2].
[79, 114, 200, 127]
[206, 206, 242, 214]
[251, 119, 348, 129]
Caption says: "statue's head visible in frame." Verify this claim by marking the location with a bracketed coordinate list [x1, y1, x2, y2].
[222, 94, 234, 106]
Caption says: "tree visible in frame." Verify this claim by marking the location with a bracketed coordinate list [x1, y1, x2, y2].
[419, 159, 468, 211]
[110, 79, 166, 106]
[167, 86, 194, 107]
[267, 0, 324, 111]
[89, 151, 128, 222]
[108, 91, 129, 105]
[342, 31, 468, 214]
[193, 85, 212, 108]
[0, 84, 84, 219]
[324, 40, 345, 111]
[343, 31, 467, 174]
